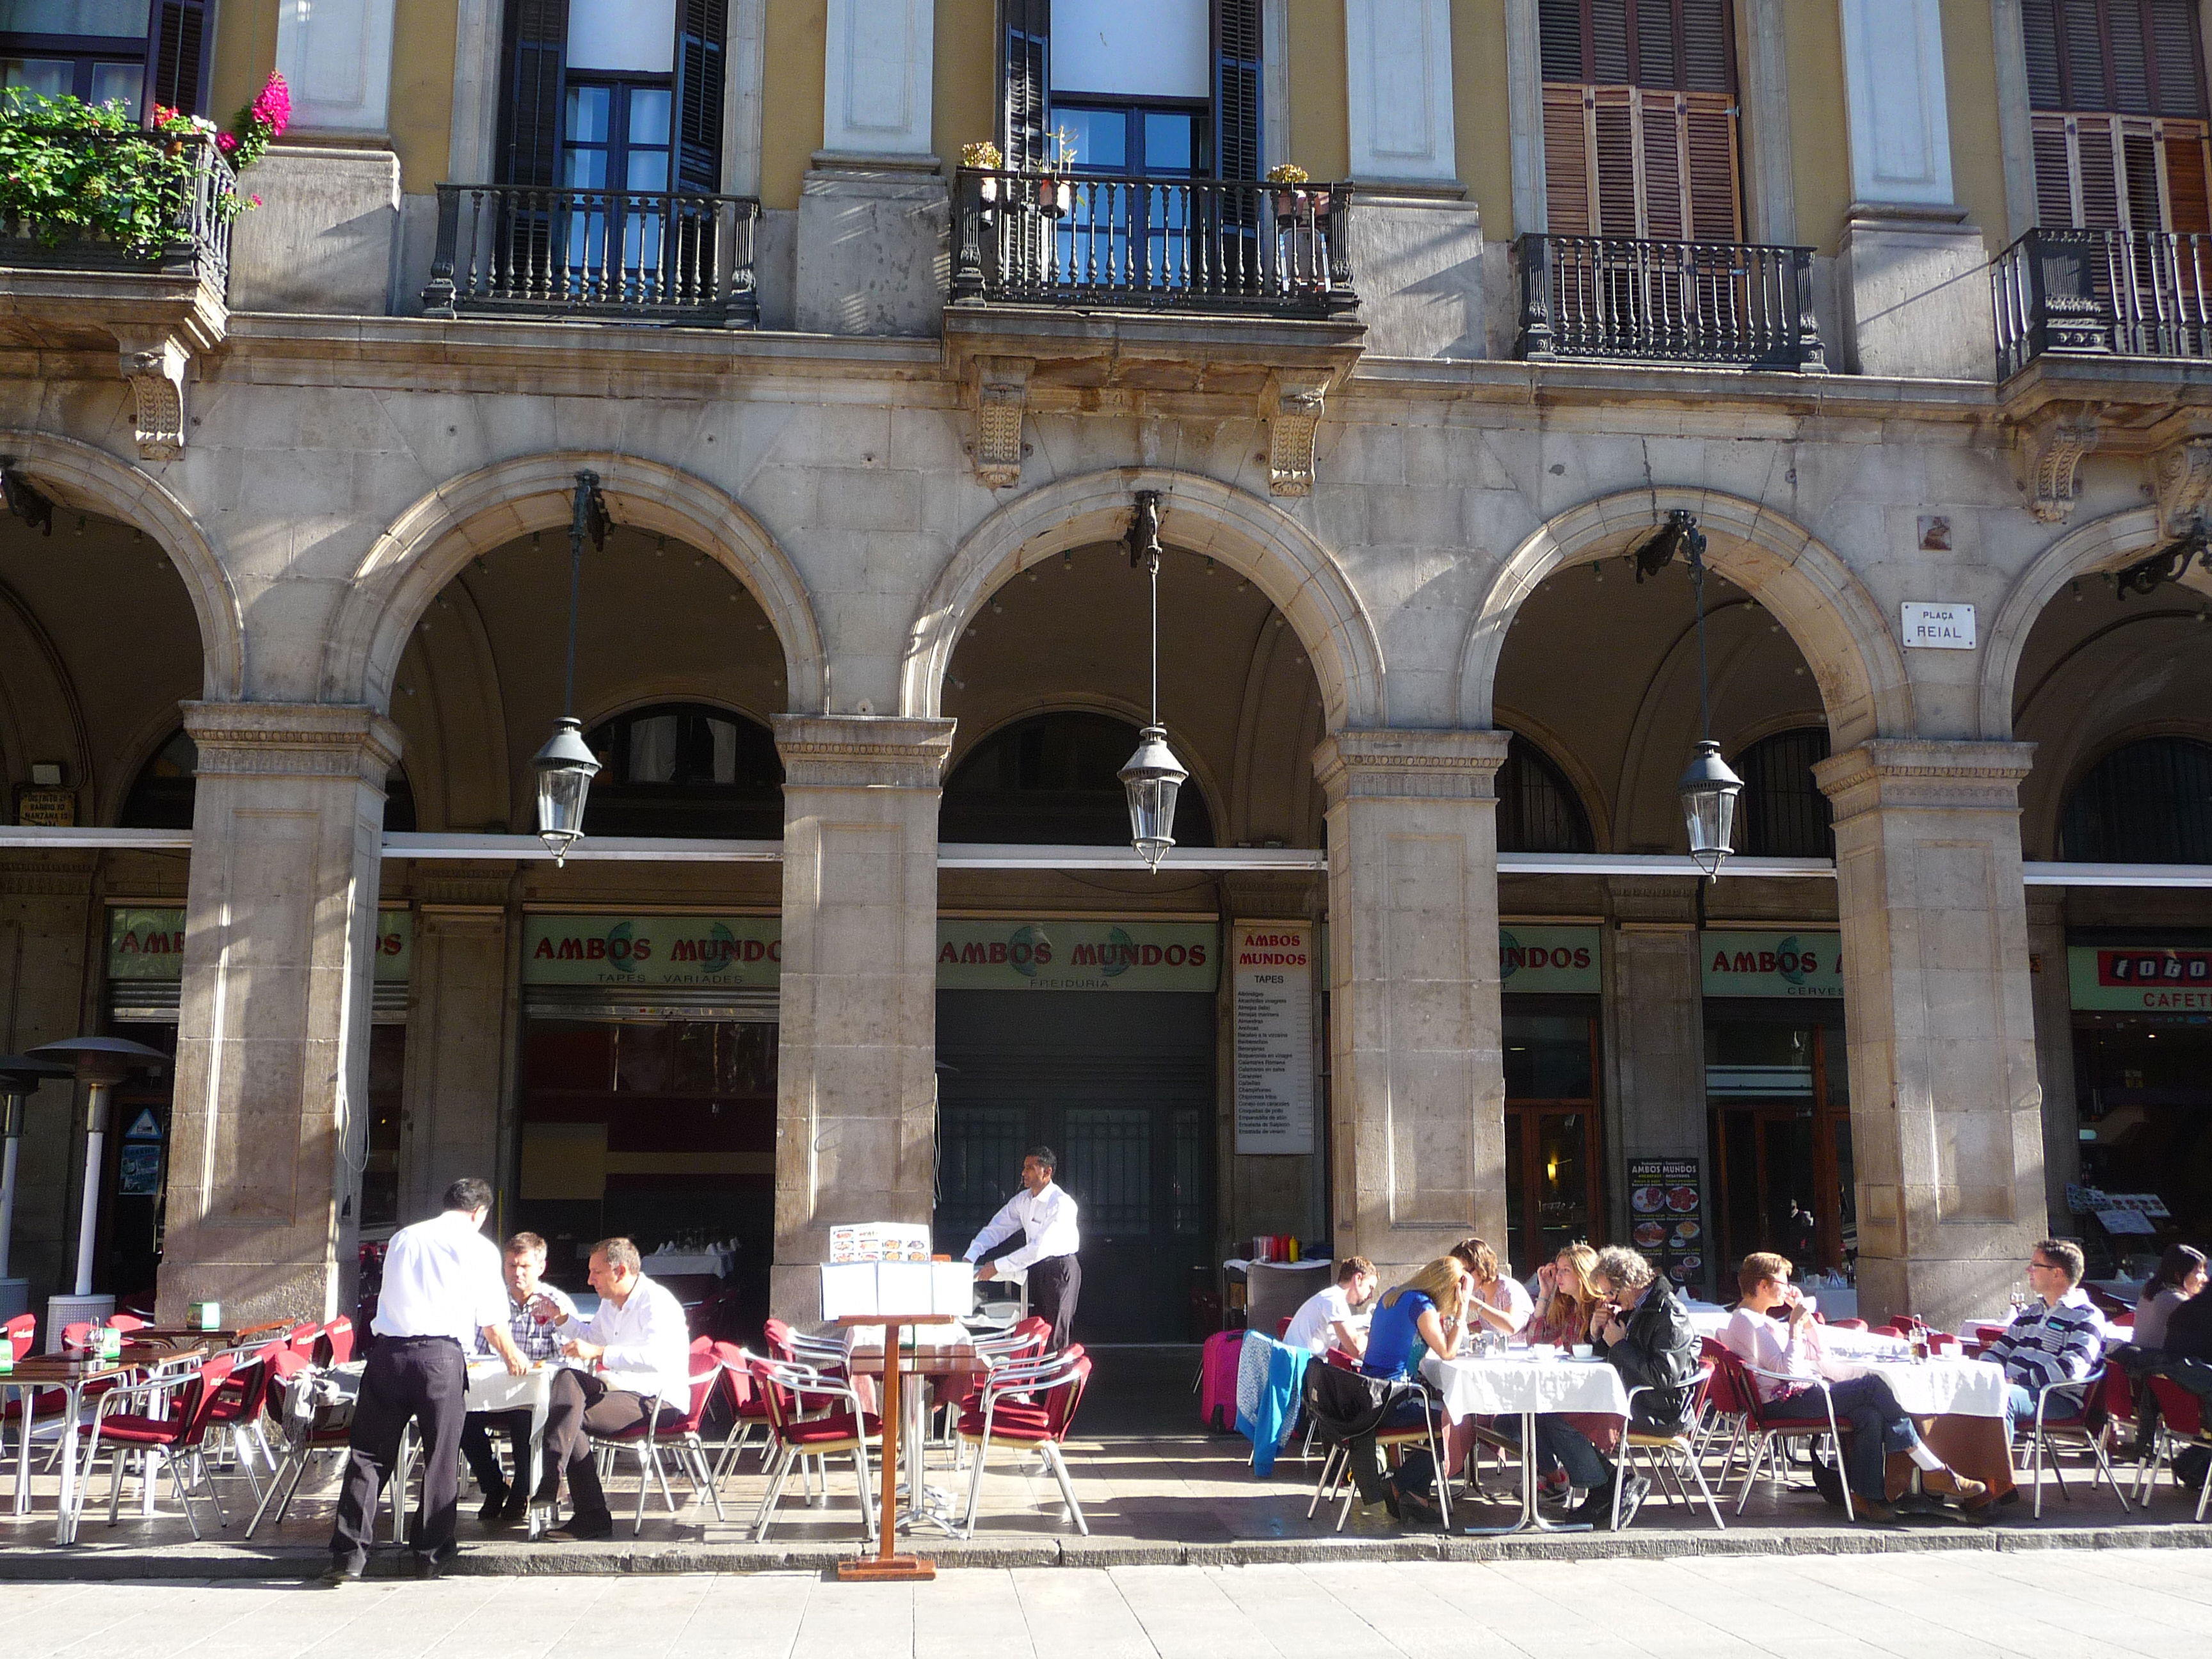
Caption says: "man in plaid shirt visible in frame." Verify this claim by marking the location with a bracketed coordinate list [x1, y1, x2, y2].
[1985, 1237, 2106, 1447]
[460, 1232, 577, 1525]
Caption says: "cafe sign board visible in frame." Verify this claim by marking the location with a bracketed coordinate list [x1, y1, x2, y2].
[1701, 931, 1844, 998]
[1499, 926, 1601, 995]
[2069, 945, 2212, 1012]
[1233, 922, 1314, 1155]
[934, 919, 1218, 992]
[524, 915, 781, 988]
[109, 907, 412, 982]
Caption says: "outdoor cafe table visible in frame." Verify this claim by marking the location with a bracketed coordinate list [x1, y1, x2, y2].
[4, 1337, 209, 1543]
[330, 1356, 559, 1539]
[1422, 1349, 1631, 1534]
[1811, 1330, 2017, 1501]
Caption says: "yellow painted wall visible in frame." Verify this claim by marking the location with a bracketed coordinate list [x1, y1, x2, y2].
[934, 0, 996, 164]
[210, 0, 276, 127]
[1454, 0, 1512, 236]
[760, 0, 828, 209]
[1784, 0, 1850, 253]
[389, 0, 460, 189]
[1287, 0, 1349, 182]
[1942, 0, 2008, 252]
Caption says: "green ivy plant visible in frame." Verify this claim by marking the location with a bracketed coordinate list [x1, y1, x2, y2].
[0, 93, 234, 259]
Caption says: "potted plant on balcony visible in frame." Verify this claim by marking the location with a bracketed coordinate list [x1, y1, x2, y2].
[1031, 126, 1077, 218]
[963, 140, 1004, 213]
[1267, 163, 1313, 228]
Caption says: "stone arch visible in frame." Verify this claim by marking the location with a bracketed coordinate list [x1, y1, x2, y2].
[942, 697, 1233, 849]
[1457, 488, 1914, 749]
[1975, 505, 2212, 739]
[323, 452, 830, 714]
[0, 429, 243, 698]
[901, 468, 1386, 729]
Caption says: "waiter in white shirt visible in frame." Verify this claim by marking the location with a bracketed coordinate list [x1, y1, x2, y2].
[531, 1235, 692, 1541]
[965, 1146, 1082, 1350]
[327, 1177, 526, 1585]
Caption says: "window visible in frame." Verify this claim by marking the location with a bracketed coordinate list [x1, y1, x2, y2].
[0, 0, 208, 121]
[2060, 735, 2212, 862]
[1734, 727, 1833, 860]
[1538, 0, 1740, 241]
[581, 702, 782, 838]
[497, 0, 724, 191]
[941, 712, 1217, 846]
[1496, 733, 1594, 854]
[2024, 0, 2211, 232]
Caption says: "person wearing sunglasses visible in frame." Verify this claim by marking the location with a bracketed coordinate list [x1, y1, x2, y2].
[1982, 1238, 2106, 1448]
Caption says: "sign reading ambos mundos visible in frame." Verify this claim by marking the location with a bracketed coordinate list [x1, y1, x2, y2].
[1701, 931, 1844, 998]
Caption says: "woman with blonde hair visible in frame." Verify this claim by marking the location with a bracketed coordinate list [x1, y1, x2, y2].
[1528, 1242, 1602, 1347]
[1345, 1257, 1468, 1520]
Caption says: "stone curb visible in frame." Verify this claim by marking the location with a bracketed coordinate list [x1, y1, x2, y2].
[3, 1521, 2208, 1580]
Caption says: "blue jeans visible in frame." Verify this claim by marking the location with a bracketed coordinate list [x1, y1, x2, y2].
[1770, 1374, 1921, 1502]
[1526, 1415, 1613, 1489]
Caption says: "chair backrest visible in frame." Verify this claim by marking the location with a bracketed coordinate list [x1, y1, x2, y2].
[316, 1316, 354, 1366]
[744, 1350, 830, 1437]
[1701, 1342, 1764, 1425]
[680, 1354, 720, 1429]
[1830, 1318, 1867, 1331]
[1041, 1349, 1093, 1440]
[690, 1334, 714, 1354]
[2149, 1375, 2207, 1438]
[287, 1321, 323, 1360]
[710, 1340, 760, 1415]
[176, 1354, 239, 1441]
[61, 1320, 92, 1350]
[4, 1311, 33, 1359]
[106, 1312, 147, 1332]
[762, 1318, 795, 1363]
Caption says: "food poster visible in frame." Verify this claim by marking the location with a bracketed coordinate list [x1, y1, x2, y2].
[1626, 1157, 1705, 1293]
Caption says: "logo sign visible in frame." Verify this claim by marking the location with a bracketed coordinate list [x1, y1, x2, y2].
[935, 920, 1217, 991]
[1701, 931, 1844, 998]
[1901, 602, 1976, 650]
[106, 908, 412, 982]
[1499, 927, 1601, 994]
[124, 1109, 163, 1141]
[2069, 946, 2212, 1012]
[523, 915, 781, 987]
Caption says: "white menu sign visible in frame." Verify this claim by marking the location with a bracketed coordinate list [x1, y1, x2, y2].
[1233, 921, 1315, 1155]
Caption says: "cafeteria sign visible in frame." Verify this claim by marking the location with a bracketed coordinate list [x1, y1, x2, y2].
[1701, 931, 1843, 998]
[2069, 945, 2212, 1012]
[1499, 926, 1601, 994]
[524, 915, 781, 988]
[935, 920, 1218, 991]
[108, 907, 412, 981]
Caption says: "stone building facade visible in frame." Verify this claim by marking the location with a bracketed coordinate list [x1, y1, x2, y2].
[0, 0, 2206, 1340]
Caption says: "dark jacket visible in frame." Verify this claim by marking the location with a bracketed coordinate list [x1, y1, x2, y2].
[2163, 1288, 2212, 1366]
[1595, 1279, 1699, 1434]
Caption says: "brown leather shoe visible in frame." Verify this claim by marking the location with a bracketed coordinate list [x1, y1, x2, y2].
[1847, 1493, 1898, 1522]
[1921, 1466, 1989, 1507]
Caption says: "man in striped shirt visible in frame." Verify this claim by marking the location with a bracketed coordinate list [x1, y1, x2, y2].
[1985, 1237, 2106, 1446]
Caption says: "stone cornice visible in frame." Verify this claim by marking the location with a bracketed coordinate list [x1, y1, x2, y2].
[773, 714, 956, 792]
[1814, 739, 2037, 821]
[1312, 728, 1512, 804]
[181, 701, 405, 786]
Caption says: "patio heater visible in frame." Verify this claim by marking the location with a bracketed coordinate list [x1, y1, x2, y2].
[533, 470, 611, 865]
[28, 1034, 166, 1347]
[0, 1052, 70, 1322]
[1116, 490, 1189, 870]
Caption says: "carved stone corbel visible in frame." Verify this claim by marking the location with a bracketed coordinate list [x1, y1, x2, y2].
[2150, 435, 2212, 535]
[2020, 403, 2101, 524]
[1266, 373, 1330, 497]
[970, 355, 1032, 490]
[113, 330, 189, 462]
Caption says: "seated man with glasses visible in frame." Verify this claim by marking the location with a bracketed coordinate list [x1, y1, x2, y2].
[460, 1231, 577, 1527]
[1984, 1238, 2106, 1447]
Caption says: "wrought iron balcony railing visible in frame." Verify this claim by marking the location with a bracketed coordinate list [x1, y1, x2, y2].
[949, 168, 1356, 317]
[0, 129, 234, 291]
[1517, 233, 1824, 371]
[421, 183, 761, 323]
[1992, 226, 2212, 378]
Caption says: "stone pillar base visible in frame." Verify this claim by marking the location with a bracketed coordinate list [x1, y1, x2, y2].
[1835, 203, 1994, 381]
[795, 160, 948, 338]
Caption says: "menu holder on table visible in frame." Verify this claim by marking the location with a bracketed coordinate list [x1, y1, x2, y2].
[831, 1310, 958, 1583]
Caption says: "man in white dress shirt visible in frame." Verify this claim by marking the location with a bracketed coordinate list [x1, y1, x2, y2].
[533, 1235, 692, 1541]
[328, 1178, 527, 1585]
[965, 1146, 1082, 1350]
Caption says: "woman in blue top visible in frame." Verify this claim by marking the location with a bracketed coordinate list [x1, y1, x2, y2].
[1349, 1258, 1469, 1518]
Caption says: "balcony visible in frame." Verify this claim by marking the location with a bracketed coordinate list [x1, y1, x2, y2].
[421, 184, 761, 325]
[1992, 227, 2212, 378]
[1516, 234, 1825, 373]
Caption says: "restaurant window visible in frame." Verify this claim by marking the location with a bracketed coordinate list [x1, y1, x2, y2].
[2023, 0, 2212, 232]
[0, 0, 208, 122]
[1537, 0, 1740, 241]
[941, 711, 1217, 846]
[2058, 734, 2212, 862]
[497, 0, 724, 191]
[1503, 1009, 1604, 1274]
[1496, 732, 1595, 854]
[581, 701, 782, 838]
[1734, 726, 1833, 860]
[118, 727, 416, 831]
[1000, 0, 1260, 179]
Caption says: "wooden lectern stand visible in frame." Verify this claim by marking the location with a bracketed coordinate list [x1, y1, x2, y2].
[833, 1311, 956, 1582]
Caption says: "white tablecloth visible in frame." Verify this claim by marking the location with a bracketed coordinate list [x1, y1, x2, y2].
[1816, 1352, 2010, 1418]
[1422, 1352, 1631, 1422]
[1224, 1257, 1330, 1276]
[643, 1247, 735, 1278]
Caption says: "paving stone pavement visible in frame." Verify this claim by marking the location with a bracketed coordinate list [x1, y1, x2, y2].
[2, 1549, 2208, 1658]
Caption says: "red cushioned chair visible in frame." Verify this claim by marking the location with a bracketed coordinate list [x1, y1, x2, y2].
[2021, 1361, 2130, 1519]
[76, 1352, 236, 1538]
[106, 1312, 147, 1334]
[746, 1350, 881, 1543]
[2139, 1375, 2212, 1521]
[1614, 1364, 1726, 1531]
[958, 1344, 1092, 1537]
[708, 1338, 774, 1480]
[586, 1351, 726, 1537]
[1715, 1346, 1869, 1522]
[246, 1350, 360, 1539]
[4, 1311, 33, 1359]
[286, 1322, 323, 1363]
[200, 1340, 284, 1500]
[312, 1316, 354, 1367]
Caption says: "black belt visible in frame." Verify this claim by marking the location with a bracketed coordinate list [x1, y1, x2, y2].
[382, 1334, 464, 1347]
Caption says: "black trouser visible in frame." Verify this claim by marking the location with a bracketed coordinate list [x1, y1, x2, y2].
[330, 1335, 467, 1568]
[460, 1409, 533, 1500]
[1030, 1254, 1082, 1350]
[538, 1368, 684, 1520]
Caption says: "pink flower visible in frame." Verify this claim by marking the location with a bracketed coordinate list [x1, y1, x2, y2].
[248, 193, 263, 207]
[216, 131, 238, 154]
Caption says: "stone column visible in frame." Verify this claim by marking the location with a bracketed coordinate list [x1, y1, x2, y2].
[2024, 890, 2077, 1229]
[1313, 730, 1511, 1281]
[769, 715, 953, 1324]
[397, 892, 513, 1216]
[1603, 883, 1708, 1280]
[1815, 740, 2045, 1333]
[157, 704, 400, 1328]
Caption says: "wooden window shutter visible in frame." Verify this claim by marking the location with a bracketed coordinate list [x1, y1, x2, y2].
[147, 0, 212, 117]
[1000, 0, 1050, 172]
[1543, 83, 1593, 233]
[2026, 0, 2211, 116]
[673, 0, 726, 191]
[1215, 0, 1263, 182]
[2163, 125, 2212, 232]
[2032, 108, 2212, 230]
[499, 0, 570, 188]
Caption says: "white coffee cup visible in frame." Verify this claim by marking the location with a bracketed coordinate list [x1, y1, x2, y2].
[1532, 1343, 1558, 1361]
[1571, 1343, 1594, 1359]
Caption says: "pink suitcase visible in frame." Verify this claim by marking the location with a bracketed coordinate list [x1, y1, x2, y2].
[1200, 1327, 1243, 1431]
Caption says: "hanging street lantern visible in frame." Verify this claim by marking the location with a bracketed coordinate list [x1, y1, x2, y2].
[1117, 489, 1187, 870]
[534, 470, 611, 865]
[1631, 509, 1743, 882]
